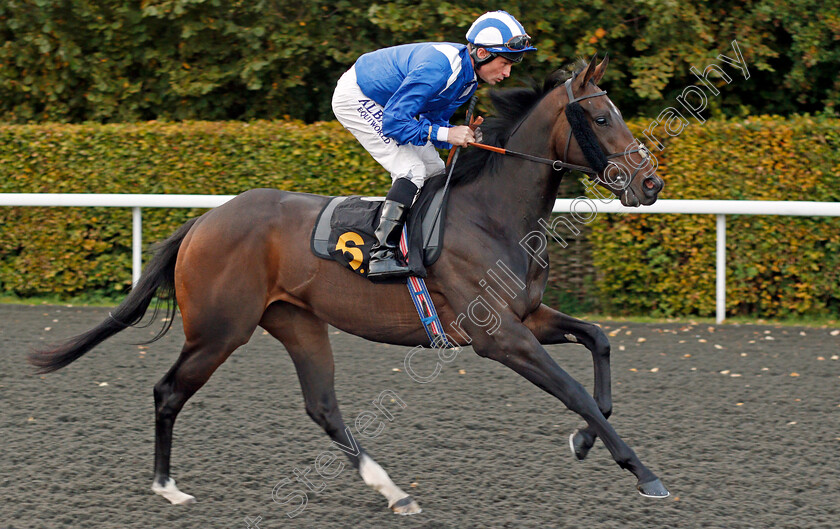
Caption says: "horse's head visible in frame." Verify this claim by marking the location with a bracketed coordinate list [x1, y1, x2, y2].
[550, 55, 663, 206]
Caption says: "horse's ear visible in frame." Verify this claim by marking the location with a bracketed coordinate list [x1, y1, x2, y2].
[576, 53, 599, 90]
[592, 53, 609, 85]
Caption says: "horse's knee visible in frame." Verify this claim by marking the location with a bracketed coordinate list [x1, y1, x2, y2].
[472, 330, 532, 363]
[586, 324, 611, 357]
[564, 378, 601, 412]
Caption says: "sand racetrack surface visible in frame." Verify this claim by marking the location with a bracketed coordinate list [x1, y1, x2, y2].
[1, 304, 839, 528]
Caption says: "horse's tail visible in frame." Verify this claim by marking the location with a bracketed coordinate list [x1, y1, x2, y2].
[29, 217, 200, 374]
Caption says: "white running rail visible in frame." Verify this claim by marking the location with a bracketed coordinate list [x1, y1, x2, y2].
[552, 199, 840, 323]
[2, 194, 838, 323]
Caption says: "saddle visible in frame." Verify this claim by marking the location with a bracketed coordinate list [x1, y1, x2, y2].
[310, 173, 450, 279]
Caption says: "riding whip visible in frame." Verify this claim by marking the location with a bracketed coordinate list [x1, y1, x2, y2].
[423, 96, 480, 248]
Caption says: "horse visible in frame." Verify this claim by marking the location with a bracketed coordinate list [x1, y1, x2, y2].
[30, 55, 668, 514]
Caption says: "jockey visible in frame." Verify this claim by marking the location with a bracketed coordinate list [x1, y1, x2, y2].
[332, 10, 536, 279]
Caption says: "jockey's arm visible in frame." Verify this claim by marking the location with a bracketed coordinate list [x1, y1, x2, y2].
[380, 62, 456, 148]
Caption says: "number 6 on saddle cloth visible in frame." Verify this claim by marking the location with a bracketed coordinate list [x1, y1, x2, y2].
[310, 173, 455, 348]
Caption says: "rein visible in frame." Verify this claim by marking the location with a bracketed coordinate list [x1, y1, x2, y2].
[468, 78, 649, 180]
[466, 141, 595, 174]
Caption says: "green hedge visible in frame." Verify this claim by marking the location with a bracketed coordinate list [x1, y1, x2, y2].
[0, 121, 387, 297]
[2, 117, 839, 317]
[588, 115, 840, 318]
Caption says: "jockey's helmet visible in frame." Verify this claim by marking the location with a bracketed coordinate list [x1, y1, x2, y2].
[466, 11, 537, 66]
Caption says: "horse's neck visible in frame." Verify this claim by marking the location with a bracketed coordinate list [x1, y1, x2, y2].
[452, 94, 563, 240]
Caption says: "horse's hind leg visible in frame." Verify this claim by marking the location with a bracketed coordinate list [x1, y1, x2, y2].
[152, 312, 261, 504]
[523, 304, 612, 461]
[260, 302, 421, 515]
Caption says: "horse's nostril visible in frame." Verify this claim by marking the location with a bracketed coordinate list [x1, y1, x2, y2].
[642, 176, 662, 197]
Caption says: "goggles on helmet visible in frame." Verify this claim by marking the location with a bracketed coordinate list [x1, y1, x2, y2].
[479, 34, 534, 53]
[502, 34, 532, 51]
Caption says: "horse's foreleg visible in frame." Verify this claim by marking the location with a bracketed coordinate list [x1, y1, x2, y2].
[473, 320, 668, 497]
[260, 303, 421, 515]
[523, 304, 611, 461]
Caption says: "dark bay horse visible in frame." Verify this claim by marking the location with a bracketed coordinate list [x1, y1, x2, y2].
[31, 56, 668, 513]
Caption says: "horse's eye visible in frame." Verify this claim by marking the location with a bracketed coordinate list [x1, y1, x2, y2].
[595, 117, 609, 127]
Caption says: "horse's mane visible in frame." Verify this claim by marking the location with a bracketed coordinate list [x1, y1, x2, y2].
[449, 59, 589, 187]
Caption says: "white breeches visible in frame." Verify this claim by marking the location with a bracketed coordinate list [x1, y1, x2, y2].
[331, 65, 445, 190]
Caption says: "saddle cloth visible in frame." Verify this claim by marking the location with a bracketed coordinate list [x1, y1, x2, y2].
[310, 172, 450, 279]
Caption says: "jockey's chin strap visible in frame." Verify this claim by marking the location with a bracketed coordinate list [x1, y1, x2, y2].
[469, 78, 649, 181]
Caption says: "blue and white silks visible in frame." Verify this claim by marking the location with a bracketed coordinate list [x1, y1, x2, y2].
[354, 43, 478, 149]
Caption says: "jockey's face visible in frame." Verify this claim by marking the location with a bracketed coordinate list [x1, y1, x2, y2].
[475, 51, 515, 85]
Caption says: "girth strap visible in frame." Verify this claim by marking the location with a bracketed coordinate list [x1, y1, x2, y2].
[400, 225, 455, 349]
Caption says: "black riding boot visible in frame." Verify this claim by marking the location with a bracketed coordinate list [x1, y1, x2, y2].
[368, 199, 411, 279]
[368, 177, 418, 280]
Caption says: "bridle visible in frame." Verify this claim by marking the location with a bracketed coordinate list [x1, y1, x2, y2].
[561, 76, 609, 169]
[431, 77, 654, 249]
[469, 77, 652, 185]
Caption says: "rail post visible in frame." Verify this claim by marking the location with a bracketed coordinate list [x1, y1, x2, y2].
[716, 214, 726, 323]
[132, 207, 142, 286]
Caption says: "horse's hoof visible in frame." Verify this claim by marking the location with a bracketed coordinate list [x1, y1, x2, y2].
[637, 478, 669, 498]
[390, 496, 422, 515]
[569, 429, 594, 461]
[152, 478, 197, 505]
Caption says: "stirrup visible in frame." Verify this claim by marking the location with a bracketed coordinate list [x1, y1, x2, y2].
[368, 255, 410, 279]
